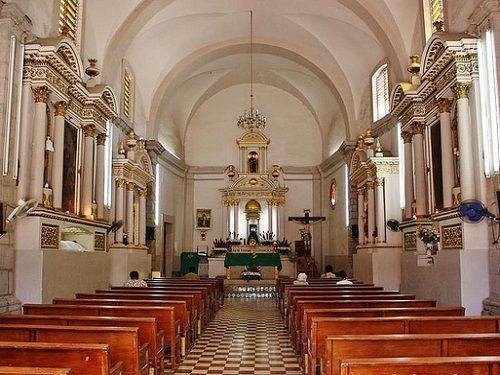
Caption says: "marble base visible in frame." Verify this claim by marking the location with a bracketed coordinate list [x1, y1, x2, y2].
[108, 246, 151, 286]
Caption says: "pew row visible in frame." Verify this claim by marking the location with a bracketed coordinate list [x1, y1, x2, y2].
[0, 368, 72, 375]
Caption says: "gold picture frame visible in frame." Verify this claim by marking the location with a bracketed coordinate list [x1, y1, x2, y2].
[196, 208, 211, 229]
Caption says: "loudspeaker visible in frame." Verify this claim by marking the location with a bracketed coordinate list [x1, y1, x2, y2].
[146, 226, 156, 241]
[351, 224, 359, 240]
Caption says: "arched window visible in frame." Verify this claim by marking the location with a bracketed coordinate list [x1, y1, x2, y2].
[423, 0, 445, 40]
[122, 68, 134, 120]
[59, 0, 81, 45]
[371, 64, 389, 121]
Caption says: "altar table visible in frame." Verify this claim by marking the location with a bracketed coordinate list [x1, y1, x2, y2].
[224, 252, 282, 279]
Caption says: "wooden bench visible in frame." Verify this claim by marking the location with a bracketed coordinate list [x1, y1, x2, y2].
[0, 325, 147, 375]
[308, 315, 500, 375]
[324, 333, 500, 375]
[339, 356, 500, 375]
[0, 315, 163, 375]
[22, 304, 180, 370]
[0, 341, 123, 375]
[0, 367, 72, 375]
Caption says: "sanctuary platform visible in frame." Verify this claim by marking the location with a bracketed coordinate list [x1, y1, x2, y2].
[224, 279, 277, 299]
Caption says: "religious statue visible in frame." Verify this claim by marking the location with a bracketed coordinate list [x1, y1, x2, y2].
[289, 209, 325, 255]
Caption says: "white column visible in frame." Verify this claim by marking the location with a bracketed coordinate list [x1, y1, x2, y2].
[81, 125, 95, 217]
[233, 201, 239, 237]
[437, 98, 455, 207]
[401, 131, 415, 219]
[222, 202, 229, 239]
[455, 83, 476, 201]
[375, 178, 385, 243]
[357, 188, 365, 245]
[272, 205, 278, 238]
[268, 200, 273, 233]
[139, 188, 147, 246]
[30, 86, 50, 202]
[17, 81, 33, 201]
[95, 133, 106, 219]
[115, 179, 125, 243]
[277, 204, 283, 240]
[367, 181, 375, 244]
[127, 182, 135, 244]
[412, 122, 427, 217]
[51, 101, 67, 209]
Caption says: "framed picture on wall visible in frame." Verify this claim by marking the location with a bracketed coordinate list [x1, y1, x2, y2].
[196, 208, 212, 229]
[329, 179, 337, 208]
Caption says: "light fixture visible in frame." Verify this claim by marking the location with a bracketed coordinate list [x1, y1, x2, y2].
[237, 11, 266, 131]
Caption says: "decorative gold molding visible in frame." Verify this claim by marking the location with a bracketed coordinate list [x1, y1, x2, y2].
[54, 101, 68, 116]
[404, 231, 417, 250]
[41, 224, 59, 248]
[375, 178, 384, 187]
[411, 122, 425, 135]
[366, 181, 375, 189]
[401, 131, 413, 144]
[94, 233, 106, 251]
[357, 188, 365, 196]
[442, 224, 463, 249]
[126, 182, 135, 191]
[96, 133, 107, 146]
[33, 86, 51, 103]
[437, 98, 451, 113]
[116, 179, 126, 189]
[454, 82, 470, 99]
[138, 188, 147, 197]
[82, 125, 96, 138]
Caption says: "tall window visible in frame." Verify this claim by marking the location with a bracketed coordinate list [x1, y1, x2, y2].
[424, 0, 445, 39]
[59, 0, 79, 42]
[103, 120, 113, 207]
[372, 64, 389, 121]
[122, 69, 133, 119]
[478, 29, 500, 177]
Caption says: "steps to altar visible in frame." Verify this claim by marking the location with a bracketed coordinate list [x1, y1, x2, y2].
[224, 279, 277, 299]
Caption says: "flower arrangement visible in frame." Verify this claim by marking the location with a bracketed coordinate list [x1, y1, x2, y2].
[240, 265, 262, 281]
[276, 237, 292, 254]
[416, 225, 440, 244]
[212, 238, 228, 256]
[227, 232, 241, 245]
[260, 231, 275, 245]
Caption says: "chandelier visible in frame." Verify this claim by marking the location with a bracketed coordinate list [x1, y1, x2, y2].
[237, 10, 267, 131]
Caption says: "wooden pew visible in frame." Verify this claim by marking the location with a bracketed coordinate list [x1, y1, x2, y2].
[0, 341, 123, 375]
[146, 277, 224, 306]
[22, 304, 180, 370]
[52, 298, 190, 356]
[0, 325, 147, 375]
[308, 315, 500, 375]
[0, 315, 163, 375]
[324, 333, 500, 375]
[0, 367, 72, 375]
[340, 356, 500, 375]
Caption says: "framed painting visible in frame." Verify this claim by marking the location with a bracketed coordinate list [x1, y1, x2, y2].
[196, 208, 211, 229]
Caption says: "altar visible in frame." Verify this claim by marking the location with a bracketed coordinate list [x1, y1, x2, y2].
[208, 254, 296, 279]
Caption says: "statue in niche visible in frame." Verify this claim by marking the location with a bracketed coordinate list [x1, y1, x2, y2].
[248, 151, 258, 173]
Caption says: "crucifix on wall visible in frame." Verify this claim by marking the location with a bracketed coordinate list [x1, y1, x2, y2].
[288, 209, 325, 255]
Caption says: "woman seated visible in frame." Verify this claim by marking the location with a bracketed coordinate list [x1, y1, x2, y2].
[320, 264, 336, 278]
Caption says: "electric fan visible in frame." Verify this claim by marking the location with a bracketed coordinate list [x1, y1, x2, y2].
[458, 199, 497, 223]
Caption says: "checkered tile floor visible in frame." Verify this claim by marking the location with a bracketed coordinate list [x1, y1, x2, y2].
[172, 299, 303, 374]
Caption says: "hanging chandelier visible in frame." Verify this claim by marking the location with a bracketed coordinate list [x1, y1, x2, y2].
[237, 10, 267, 131]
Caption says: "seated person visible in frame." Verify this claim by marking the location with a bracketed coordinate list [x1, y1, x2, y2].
[124, 270, 148, 287]
[183, 266, 200, 280]
[336, 270, 353, 284]
[293, 272, 309, 285]
[321, 264, 336, 278]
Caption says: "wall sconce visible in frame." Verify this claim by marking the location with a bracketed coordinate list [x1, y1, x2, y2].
[200, 229, 207, 241]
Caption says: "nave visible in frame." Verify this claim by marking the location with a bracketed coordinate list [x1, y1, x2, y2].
[173, 299, 303, 375]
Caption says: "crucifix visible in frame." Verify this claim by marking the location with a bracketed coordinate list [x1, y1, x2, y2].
[288, 209, 325, 255]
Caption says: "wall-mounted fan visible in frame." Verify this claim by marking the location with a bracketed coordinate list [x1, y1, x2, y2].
[386, 219, 401, 232]
[458, 199, 497, 223]
[106, 220, 123, 234]
[6, 199, 38, 223]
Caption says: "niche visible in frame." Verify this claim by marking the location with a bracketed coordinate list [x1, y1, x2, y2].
[248, 151, 259, 173]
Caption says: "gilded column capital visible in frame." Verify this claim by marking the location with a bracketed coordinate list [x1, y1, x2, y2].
[96, 133, 107, 146]
[437, 98, 451, 113]
[126, 182, 135, 191]
[82, 125, 96, 138]
[33, 86, 51, 103]
[138, 188, 147, 197]
[116, 179, 125, 189]
[375, 178, 384, 187]
[54, 101, 68, 116]
[357, 187, 365, 196]
[401, 131, 413, 144]
[366, 181, 375, 189]
[411, 122, 425, 135]
[454, 82, 470, 100]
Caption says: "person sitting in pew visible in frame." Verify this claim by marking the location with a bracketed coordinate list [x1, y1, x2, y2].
[336, 270, 353, 284]
[293, 273, 309, 285]
[124, 270, 148, 287]
[183, 266, 200, 280]
[321, 265, 336, 278]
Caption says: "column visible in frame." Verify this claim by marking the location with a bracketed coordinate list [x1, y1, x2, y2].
[277, 204, 284, 240]
[375, 178, 385, 243]
[367, 181, 375, 244]
[30, 86, 50, 202]
[52, 101, 67, 209]
[268, 200, 273, 233]
[233, 200, 239, 237]
[454, 83, 476, 201]
[127, 182, 135, 245]
[401, 131, 415, 219]
[138, 188, 147, 246]
[115, 179, 125, 243]
[437, 98, 455, 207]
[357, 188, 365, 245]
[81, 125, 95, 217]
[272, 204, 279, 238]
[411, 122, 427, 217]
[222, 201, 229, 239]
[95, 133, 106, 219]
[17, 81, 33, 201]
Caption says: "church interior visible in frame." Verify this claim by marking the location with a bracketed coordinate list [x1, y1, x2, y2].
[1, 0, 500, 373]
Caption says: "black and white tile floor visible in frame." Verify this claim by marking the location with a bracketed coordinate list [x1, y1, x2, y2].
[172, 299, 303, 375]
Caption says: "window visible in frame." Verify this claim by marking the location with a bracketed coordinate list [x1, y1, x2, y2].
[59, 0, 79, 42]
[122, 69, 133, 119]
[372, 64, 389, 121]
[478, 29, 500, 177]
[103, 120, 113, 207]
[423, 0, 445, 40]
